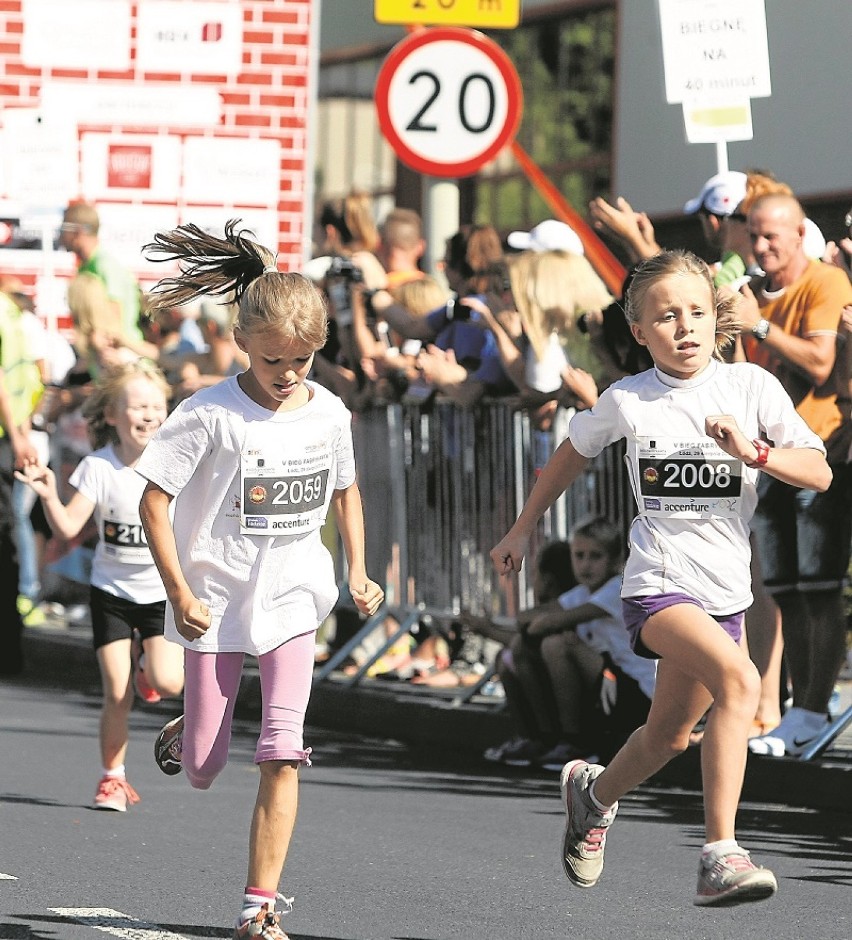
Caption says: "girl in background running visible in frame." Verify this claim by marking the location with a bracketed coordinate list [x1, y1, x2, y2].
[491, 249, 831, 906]
[137, 221, 384, 940]
[16, 359, 183, 812]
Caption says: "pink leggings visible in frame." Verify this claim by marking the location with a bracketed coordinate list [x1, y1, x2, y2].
[182, 630, 315, 790]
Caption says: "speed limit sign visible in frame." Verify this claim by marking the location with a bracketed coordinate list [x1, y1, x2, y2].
[374, 27, 523, 178]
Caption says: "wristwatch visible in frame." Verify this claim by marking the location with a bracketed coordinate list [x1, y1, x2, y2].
[751, 318, 771, 341]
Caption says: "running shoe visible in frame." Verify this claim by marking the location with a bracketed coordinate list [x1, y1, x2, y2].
[92, 775, 140, 812]
[560, 759, 618, 888]
[154, 714, 184, 775]
[694, 849, 778, 906]
[538, 740, 594, 772]
[134, 654, 161, 704]
[17, 595, 46, 628]
[748, 707, 829, 757]
[233, 900, 292, 939]
[500, 737, 548, 767]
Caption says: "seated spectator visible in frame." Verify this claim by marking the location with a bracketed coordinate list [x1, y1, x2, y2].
[484, 517, 656, 770]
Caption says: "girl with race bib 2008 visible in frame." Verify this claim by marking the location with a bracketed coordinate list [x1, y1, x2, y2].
[136, 221, 384, 940]
[491, 249, 831, 907]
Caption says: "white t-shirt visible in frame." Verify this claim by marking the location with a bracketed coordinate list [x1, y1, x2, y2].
[568, 360, 824, 615]
[558, 576, 657, 699]
[135, 377, 356, 655]
[525, 332, 569, 393]
[69, 444, 167, 604]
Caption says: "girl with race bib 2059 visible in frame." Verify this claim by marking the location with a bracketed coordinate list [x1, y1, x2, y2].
[136, 221, 384, 940]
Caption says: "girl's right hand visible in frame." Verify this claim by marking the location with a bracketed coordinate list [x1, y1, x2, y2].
[14, 461, 56, 499]
[173, 595, 212, 641]
[490, 531, 529, 576]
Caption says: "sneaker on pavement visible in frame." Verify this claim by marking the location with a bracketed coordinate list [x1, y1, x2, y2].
[500, 737, 549, 767]
[92, 775, 140, 812]
[560, 759, 618, 888]
[134, 654, 161, 704]
[748, 707, 829, 757]
[233, 900, 293, 939]
[694, 849, 778, 906]
[538, 740, 593, 772]
[17, 595, 47, 627]
[155, 714, 184, 775]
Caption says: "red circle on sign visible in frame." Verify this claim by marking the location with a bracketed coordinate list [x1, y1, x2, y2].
[375, 27, 523, 178]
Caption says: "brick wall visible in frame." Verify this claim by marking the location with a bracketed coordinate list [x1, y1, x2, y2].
[0, 0, 315, 281]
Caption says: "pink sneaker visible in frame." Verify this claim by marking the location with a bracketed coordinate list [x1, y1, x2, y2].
[695, 849, 778, 906]
[92, 775, 140, 812]
[134, 654, 161, 704]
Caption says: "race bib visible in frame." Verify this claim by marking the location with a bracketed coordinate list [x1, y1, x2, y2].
[102, 519, 153, 563]
[630, 435, 743, 518]
[240, 448, 331, 535]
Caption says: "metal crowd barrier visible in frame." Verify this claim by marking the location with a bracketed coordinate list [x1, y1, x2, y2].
[317, 397, 633, 699]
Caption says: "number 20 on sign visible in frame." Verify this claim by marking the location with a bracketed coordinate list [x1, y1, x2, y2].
[374, 27, 523, 178]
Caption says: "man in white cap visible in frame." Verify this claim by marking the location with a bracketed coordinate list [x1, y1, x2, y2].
[507, 219, 584, 256]
[683, 170, 752, 286]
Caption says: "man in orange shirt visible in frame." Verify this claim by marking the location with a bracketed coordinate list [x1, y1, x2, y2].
[738, 193, 852, 757]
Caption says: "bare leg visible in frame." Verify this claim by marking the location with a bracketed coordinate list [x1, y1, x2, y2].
[95, 639, 134, 770]
[247, 760, 300, 890]
[745, 535, 784, 729]
[592, 604, 760, 843]
[140, 634, 185, 698]
[509, 634, 560, 738]
[540, 632, 603, 738]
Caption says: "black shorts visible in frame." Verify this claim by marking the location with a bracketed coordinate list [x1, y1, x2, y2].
[90, 585, 167, 651]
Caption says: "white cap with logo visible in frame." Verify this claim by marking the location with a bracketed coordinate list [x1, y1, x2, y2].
[683, 171, 748, 217]
[507, 219, 584, 255]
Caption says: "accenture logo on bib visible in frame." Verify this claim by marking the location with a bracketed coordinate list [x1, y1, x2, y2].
[245, 517, 268, 530]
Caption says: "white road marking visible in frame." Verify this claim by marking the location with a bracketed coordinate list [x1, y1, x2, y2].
[0, 872, 18, 879]
[49, 908, 191, 939]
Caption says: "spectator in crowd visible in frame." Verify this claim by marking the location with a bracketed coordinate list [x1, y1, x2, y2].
[737, 193, 852, 757]
[167, 299, 247, 404]
[486, 518, 655, 771]
[822, 204, 852, 279]
[16, 360, 184, 810]
[67, 272, 149, 375]
[0, 278, 75, 625]
[492, 248, 829, 905]
[378, 207, 426, 292]
[59, 202, 157, 359]
[0, 289, 40, 675]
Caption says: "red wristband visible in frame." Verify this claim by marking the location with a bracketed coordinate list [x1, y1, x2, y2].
[746, 438, 770, 468]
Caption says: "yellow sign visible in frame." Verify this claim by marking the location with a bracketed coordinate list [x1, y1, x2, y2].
[374, 0, 520, 30]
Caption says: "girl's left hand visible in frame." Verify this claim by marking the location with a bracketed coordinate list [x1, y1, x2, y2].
[350, 578, 384, 617]
[705, 414, 754, 463]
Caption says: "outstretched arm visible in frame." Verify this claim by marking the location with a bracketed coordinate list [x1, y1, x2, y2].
[490, 439, 590, 575]
[15, 462, 94, 540]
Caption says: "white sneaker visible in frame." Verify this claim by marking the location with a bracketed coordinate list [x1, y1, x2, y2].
[748, 707, 828, 757]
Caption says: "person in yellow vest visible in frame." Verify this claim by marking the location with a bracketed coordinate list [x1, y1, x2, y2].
[0, 292, 42, 674]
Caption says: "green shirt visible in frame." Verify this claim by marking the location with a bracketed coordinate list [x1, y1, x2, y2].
[80, 248, 143, 343]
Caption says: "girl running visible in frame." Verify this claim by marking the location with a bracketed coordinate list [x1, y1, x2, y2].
[16, 359, 183, 811]
[491, 249, 831, 906]
[137, 221, 384, 940]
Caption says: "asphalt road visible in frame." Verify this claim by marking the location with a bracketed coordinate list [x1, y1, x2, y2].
[1, 680, 850, 940]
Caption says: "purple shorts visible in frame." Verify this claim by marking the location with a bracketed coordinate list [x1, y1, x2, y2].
[622, 592, 745, 660]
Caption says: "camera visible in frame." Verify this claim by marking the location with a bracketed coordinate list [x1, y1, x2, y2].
[327, 256, 364, 283]
[445, 297, 474, 322]
[325, 256, 365, 328]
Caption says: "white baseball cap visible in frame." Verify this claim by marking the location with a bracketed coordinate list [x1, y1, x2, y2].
[803, 218, 826, 260]
[507, 219, 584, 255]
[683, 171, 748, 217]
